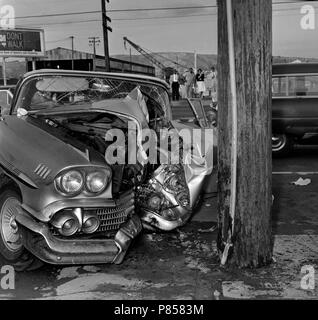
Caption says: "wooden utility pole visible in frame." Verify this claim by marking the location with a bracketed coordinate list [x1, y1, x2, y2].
[89, 37, 100, 71]
[89, 37, 100, 58]
[101, 0, 112, 72]
[217, 0, 273, 268]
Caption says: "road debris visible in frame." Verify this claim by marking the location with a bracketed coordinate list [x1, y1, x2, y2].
[198, 225, 217, 233]
[291, 177, 311, 186]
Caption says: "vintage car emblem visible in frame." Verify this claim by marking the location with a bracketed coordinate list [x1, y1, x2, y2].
[34, 164, 52, 180]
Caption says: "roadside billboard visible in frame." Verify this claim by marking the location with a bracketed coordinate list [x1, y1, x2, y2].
[0, 28, 45, 57]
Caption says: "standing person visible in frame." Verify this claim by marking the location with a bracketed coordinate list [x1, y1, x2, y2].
[196, 68, 206, 98]
[206, 66, 217, 97]
[206, 66, 218, 103]
[183, 68, 195, 98]
[169, 70, 180, 101]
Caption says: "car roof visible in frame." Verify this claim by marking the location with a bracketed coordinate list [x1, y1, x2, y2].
[273, 63, 318, 75]
[22, 69, 170, 90]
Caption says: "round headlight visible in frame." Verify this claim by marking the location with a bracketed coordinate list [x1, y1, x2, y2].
[60, 170, 84, 194]
[51, 211, 80, 236]
[161, 209, 180, 221]
[165, 174, 183, 192]
[60, 218, 80, 236]
[86, 170, 111, 193]
[82, 214, 100, 234]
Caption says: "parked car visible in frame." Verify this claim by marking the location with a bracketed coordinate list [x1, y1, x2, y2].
[272, 63, 318, 155]
[0, 70, 214, 266]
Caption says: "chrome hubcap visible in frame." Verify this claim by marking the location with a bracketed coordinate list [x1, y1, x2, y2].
[0, 197, 22, 252]
[272, 134, 286, 152]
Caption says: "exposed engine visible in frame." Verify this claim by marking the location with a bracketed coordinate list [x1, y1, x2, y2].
[30, 89, 193, 232]
[45, 112, 149, 194]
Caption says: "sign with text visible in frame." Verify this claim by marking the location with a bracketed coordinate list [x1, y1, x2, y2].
[0, 28, 45, 57]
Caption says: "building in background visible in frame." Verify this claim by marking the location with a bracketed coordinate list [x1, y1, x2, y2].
[26, 47, 155, 76]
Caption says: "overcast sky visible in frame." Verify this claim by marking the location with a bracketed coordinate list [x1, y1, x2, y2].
[2, 0, 318, 58]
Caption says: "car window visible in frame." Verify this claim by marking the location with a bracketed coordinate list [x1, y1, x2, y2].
[272, 77, 287, 97]
[286, 75, 318, 97]
[172, 100, 196, 121]
[288, 76, 307, 96]
[0, 90, 10, 106]
[7, 92, 12, 105]
[304, 75, 318, 96]
[187, 98, 208, 128]
[14, 75, 171, 120]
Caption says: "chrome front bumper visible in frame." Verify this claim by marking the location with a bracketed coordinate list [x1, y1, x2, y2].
[139, 209, 192, 231]
[15, 212, 142, 265]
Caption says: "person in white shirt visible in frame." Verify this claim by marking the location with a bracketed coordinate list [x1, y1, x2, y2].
[169, 70, 180, 101]
[206, 66, 217, 102]
[183, 68, 195, 98]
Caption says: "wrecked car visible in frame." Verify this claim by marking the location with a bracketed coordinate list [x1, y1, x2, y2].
[0, 70, 214, 265]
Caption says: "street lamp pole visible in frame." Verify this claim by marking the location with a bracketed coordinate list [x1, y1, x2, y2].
[2, 58, 7, 86]
[70, 36, 74, 70]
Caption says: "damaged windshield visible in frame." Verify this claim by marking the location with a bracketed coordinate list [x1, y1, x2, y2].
[14, 74, 171, 119]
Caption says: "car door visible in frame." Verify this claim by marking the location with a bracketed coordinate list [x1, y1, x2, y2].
[186, 98, 211, 128]
[171, 98, 214, 129]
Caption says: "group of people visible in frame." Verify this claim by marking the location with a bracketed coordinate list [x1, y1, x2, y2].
[169, 67, 217, 101]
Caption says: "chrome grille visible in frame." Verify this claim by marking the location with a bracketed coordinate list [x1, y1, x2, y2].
[93, 204, 133, 232]
[50, 192, 135, 237]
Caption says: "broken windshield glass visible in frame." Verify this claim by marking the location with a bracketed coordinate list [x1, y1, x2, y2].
[15, 75, 171, 120]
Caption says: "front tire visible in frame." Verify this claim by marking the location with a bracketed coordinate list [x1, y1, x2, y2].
[0, 189, 24, 262]
[272, 133, 293, 157]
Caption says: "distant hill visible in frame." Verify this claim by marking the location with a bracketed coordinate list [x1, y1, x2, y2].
[112, 52, 318, 73]
[2, 52, 318, 83]
[112, 52, 218, 71]
[273, 56, 318, 64]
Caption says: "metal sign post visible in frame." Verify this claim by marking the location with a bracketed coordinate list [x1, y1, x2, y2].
[32, 58, 36, 71]
[2, 57, 6, 86]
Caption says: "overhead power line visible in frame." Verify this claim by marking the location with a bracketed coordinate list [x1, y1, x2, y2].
[9, 1, 316, 21]
[17, 8, 317, 28]
[108, 5, 217, 12]
[21, 14, 217, 27]
[6, 6, 217, 20]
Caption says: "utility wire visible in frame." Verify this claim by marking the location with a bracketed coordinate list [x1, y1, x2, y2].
[18, 6, 315, 28]
[21, 13, 217, 27]
[11, 6, 216, 20]
[9, 1, 316, 21]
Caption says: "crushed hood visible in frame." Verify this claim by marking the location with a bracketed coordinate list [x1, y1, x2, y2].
[92, 88, 150, 128]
